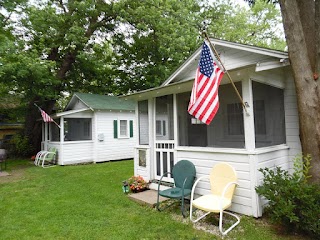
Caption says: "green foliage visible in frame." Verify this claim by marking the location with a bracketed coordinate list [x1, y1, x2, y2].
[5, 133, 34, 158]
[256, 155, 320, 238]
[113, 0, 202, 92]
[292, 153, 312, 183]
[0, 0, 287, 153]
[206, 0, 285, 51]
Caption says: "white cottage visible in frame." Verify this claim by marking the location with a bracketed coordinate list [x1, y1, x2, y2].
[41, 93, 136, 165]
[123, 39, 302, 217]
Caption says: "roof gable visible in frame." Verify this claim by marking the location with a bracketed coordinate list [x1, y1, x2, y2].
[65, 93, 135, 111]
[162, 38, 288, 86]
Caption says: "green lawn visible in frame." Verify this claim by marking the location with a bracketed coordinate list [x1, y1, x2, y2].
[0, 159, 308, 240]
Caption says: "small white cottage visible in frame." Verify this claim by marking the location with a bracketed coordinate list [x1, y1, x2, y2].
[41, 93, 136, 165]
[123, 38, 302, 217]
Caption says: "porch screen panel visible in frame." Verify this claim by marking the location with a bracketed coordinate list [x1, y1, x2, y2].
[163, 152, 168, 174]
[177, 83, 245, 148]
[252, 81, 286, 147]
[50, 122, 60, 141]
[138, 100, 149, 145]
[156, 151, 161, 176]
[155, 95, 174, 140]
[64, 118, 92, 141]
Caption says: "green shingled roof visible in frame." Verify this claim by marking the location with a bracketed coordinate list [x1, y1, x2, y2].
[73, 92, 135, 111]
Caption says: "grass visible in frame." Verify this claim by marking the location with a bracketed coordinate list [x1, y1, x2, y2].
[0, 159, 309, 240]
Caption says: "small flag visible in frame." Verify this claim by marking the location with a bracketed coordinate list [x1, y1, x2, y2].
[34, 103, 61, 128]
[40, 109, 53, 122]
[188, 40, 225, 125]
[34, 103, 54, 122]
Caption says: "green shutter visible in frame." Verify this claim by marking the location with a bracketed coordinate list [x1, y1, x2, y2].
[113, 120, 118, 138]
[129, 120, 133, 138]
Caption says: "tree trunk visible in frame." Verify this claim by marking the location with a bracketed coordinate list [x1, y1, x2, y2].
[279, 0, 320, 183]
[25, 98, 56, 154]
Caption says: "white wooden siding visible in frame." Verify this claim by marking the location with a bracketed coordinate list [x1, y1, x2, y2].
[172, 48, 279, 83]
[63, 111, 93, 118]
[95, 111, 135, 162]
[176, 148, 254, 216]
[61, 141, 94, 165]
[72, 100, 88, 110]
[174, 146, 290, 217]
[134, 146, 150, 181]
[283, 68, 301, 172]
[46, 110, 135, 165]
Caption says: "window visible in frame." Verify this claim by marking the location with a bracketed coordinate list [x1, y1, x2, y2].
[177, 83, 245, 148]
[227, 103, 244, 135]
[253, 100, 266, 135]
[177, 81, 285, 149]
[63, 118, 92, 141]
[155, 95, 174, 141]
[119, 120, 128, 138]
[138, 150, 147, 167]
[138, 100, 149, 145]
[114, 119, 133, 139]
[191, 118, 204, 125]
[156, 120, 166, 136]
[50, 122, 60, 141]
[253, 81, 286, 147]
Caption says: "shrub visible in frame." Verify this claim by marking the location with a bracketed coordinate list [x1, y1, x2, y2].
[256, 154, 320, 238]
[5, 134, 34, 158]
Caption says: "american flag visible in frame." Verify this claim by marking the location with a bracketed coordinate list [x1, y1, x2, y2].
[40, 109, 54, 122]
[188, 41, 224, 125]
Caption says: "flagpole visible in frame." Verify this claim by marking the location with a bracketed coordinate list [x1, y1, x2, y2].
[202, 31, 249, 114]
[34, 103, 61, 129]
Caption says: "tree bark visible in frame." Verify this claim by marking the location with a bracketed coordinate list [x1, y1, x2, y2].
[25, 97, 56, 154]
[279, 0, 320, 183]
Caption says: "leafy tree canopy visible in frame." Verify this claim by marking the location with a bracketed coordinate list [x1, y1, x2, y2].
[0, 0, 285, 152]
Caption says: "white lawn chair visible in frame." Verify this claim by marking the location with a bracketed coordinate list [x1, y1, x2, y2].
[35, 147, 57, 168]
[190, 163, 240, 236]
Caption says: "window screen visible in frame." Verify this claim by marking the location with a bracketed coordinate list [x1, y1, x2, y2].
[155, 95, 174, 141]
[177, 83, 244, 148]
[253, 81, 286, 147]
[63, 118, 92, 141]
[138, 100, 149, 145]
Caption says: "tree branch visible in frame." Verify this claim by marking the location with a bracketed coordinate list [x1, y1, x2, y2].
[58, 0, 67, 13]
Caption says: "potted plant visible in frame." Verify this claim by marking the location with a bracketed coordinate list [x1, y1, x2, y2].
[127, 175, 149, 193]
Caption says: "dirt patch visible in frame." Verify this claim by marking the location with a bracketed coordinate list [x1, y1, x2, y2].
[0, 162, 33, 184]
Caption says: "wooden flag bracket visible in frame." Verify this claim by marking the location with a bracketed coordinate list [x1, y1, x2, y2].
[202, 31, 250, 116]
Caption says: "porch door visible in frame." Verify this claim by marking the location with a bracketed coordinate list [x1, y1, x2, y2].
[154, 95, 175, 182]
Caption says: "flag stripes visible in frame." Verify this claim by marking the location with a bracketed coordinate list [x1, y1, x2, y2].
[40, 109, 54, 122]
[188, 41, 224, 125]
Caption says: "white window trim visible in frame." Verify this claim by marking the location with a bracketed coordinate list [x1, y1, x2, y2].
[118, 119, 130, 139]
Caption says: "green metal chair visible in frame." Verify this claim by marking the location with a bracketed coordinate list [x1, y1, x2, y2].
[36, 147, 57, 168]
[156, 160, 196, 217]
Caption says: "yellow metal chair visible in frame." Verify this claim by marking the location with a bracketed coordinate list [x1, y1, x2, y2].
[190, 163, 240, 236]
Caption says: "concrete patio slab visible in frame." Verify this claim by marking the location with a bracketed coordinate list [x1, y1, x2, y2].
[0, 171, 10, 177]
[127, 189, 169, 207]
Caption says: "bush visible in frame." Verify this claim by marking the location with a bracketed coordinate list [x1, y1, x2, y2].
[5, 134, 34, 158]
[256, 154, 320, 238]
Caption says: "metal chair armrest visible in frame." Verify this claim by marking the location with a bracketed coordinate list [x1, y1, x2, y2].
[158, 171, 172, 191]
